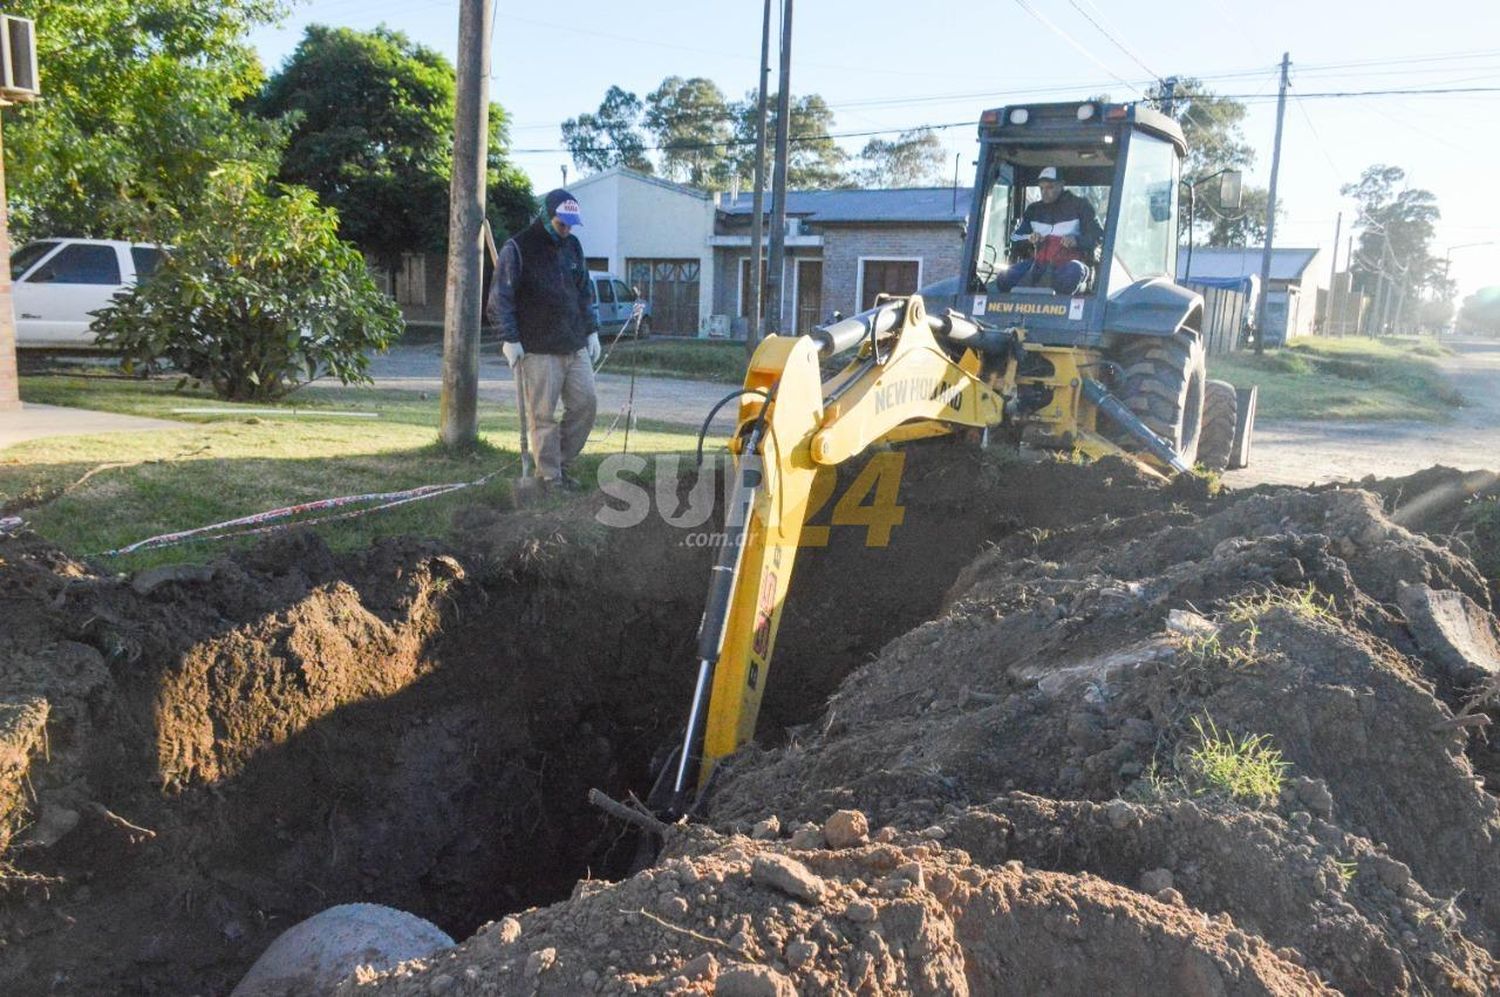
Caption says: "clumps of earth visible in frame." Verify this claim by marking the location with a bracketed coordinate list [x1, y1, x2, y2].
[2, 452, 1500, 994]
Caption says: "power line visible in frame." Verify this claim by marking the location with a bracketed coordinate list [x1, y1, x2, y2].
[1008, 0, 1144, 95]
[513, 83, 1500, 157]
[1065, 0, 1160, 81]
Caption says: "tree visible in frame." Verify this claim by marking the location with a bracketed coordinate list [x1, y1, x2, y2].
[93, 164, 403, 402]
[561, 86, 653, 175]
[644, 77, 733, 187]
[255, 26, 533, 270]
[1342, 164, 1445, 332]
[1145, 78, 1276, 249]
[855, 128, 946, 188]
[728, 91, 849, 190]
[2, 0, 285, 242]
[1457, 288, 1500, 336]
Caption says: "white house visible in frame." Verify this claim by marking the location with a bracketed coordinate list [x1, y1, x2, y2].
[568, 168, 717, 338]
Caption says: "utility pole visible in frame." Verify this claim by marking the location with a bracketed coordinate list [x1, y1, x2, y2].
[439, 0, 493, 449]
[1327, 212, 1340, 335]
[1158, 76, 1179, 116]
[1254, 52, 1290, 355]
[745, 0, 772, 357]
[764, 0, 793, 337]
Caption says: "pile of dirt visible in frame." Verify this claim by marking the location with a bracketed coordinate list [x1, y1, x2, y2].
[9, 449, 1500, 994]
[340, 823, 1325, 996]
[0, 448, 1179, 994]
[343, 470, 1500, 995]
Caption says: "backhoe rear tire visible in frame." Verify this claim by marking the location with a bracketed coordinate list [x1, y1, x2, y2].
[1198, 379, 1238, 471]
[1111, 331, 1207, 465]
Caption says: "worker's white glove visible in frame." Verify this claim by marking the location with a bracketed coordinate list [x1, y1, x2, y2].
[501, 341, 524, 368]
[586, 332, 601, 365]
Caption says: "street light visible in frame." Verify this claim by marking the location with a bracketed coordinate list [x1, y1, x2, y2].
[1181, 168, 1243, 281]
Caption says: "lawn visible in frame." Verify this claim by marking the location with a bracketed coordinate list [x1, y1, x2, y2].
[5, 375, 718, 571]
[1209, 336, 1462, 422]
[599, 338, 750, 383]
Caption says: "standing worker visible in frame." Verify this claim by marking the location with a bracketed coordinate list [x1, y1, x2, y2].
[486, 188, 601, 491]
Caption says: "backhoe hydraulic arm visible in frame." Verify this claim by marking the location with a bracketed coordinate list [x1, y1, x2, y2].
[657, 295, 1007, 816]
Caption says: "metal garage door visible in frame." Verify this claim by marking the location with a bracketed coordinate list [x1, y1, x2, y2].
[628, 259, 700, 337]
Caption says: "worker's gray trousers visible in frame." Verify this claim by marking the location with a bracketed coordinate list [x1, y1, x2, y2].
[516, 350, 597, 481]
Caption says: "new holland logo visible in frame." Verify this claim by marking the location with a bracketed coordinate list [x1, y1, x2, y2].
[873, 376, 965, 415]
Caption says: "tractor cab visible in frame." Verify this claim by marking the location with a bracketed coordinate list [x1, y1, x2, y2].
[956, 100, 1190, 349]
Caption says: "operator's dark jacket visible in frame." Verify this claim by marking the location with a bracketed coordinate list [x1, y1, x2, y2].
[1011, 190, 1104, 257]
[485, 218, 598, 355]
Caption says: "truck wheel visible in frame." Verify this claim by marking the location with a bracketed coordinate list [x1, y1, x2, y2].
[1198, 379, 1238, 471]
[1112, 332, 1206, 463]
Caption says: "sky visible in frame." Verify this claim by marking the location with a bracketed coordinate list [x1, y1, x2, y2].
[248, 0, 1500, 302]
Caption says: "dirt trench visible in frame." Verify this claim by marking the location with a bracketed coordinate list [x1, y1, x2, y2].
[0, 447, 1176, 995]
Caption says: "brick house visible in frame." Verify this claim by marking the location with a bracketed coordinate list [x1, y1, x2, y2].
[712, 188, 970, 337]
[389, 175, 973, 340]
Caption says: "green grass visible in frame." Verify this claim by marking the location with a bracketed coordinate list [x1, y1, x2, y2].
[5, 375, 718, 571]
[1182, 716, 1289, 807]
[1210, 335, 1463, 422]
[600, 338, 750, 384]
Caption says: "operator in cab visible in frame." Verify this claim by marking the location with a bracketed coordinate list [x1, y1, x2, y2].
[994, 166, 1102, 296]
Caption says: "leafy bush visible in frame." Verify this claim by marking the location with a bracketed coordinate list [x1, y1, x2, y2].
[93, 164, 403, 401]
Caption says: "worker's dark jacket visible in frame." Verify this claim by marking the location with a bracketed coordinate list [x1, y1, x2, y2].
[486, 219, 597, 354]
[1010, 191, 1104, 263]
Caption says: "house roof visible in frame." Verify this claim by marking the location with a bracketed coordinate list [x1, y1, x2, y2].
[1177, 246, 1321, 283]
[569, 166, 711, 201]
[719, 187, 971, 224]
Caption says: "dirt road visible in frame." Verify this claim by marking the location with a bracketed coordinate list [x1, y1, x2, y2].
[1228, 338, 1500, 487]
[356, 337, 1500, 487]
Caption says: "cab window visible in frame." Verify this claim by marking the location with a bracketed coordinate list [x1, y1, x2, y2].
[613, 280, 634, 302]
[30, 244, 121, 285]
[595, 278, 615, 304]
[1113, 132, 1178, 281]
[131, 247, 165, 280]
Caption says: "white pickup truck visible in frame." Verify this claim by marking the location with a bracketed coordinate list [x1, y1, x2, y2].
[9, 238, 164, 348]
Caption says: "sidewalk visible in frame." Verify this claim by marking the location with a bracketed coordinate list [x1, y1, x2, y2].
[0, 402, 183, 450]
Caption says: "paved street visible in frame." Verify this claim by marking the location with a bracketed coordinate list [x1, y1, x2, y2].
[350, 337, 736, 429]
[0, 402, 183, 449]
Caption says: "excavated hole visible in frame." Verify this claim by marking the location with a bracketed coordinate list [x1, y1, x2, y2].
[1, 449, 1189, 994]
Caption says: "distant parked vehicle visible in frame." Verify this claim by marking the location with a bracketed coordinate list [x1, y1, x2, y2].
[10, 238, 165, 348]
[591, 271, 651, 339]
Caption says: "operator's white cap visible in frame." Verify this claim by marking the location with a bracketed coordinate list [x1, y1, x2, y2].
[1038, 166, 1060, 181]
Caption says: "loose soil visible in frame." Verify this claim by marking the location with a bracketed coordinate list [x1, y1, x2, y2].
[2, 445, 1500, 994]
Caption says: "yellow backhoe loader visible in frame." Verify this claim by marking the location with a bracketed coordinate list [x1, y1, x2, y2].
[650, 100, 1257, 817]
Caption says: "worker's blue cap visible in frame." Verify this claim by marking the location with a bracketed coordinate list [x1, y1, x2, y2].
[545, 188, 582, 227]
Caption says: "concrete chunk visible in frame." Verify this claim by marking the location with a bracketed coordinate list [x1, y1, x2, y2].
[1397, 583, 1500, 689]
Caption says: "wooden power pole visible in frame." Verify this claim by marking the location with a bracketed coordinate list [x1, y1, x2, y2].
[764, 0, 793, 337]
[1253, 52, 1290, 355]
[745, 0, 772, 357]
[439, 0, 493, 449]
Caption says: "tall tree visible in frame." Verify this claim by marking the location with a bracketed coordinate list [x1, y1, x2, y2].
[1146, 78, 1274, 248]
[2, 0, 285, 241]
[855, 128, 946, 188]
[644, 76, 733, 187]
[1457, 287, 1500, 335]
[256, 26, 532, 270]
[561, 86, 653, 175]
[728, 91, 848, 190]
[1342, 164, 1445, 331]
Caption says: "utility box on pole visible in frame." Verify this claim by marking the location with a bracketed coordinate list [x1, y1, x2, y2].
[0, 14, 40, 412]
